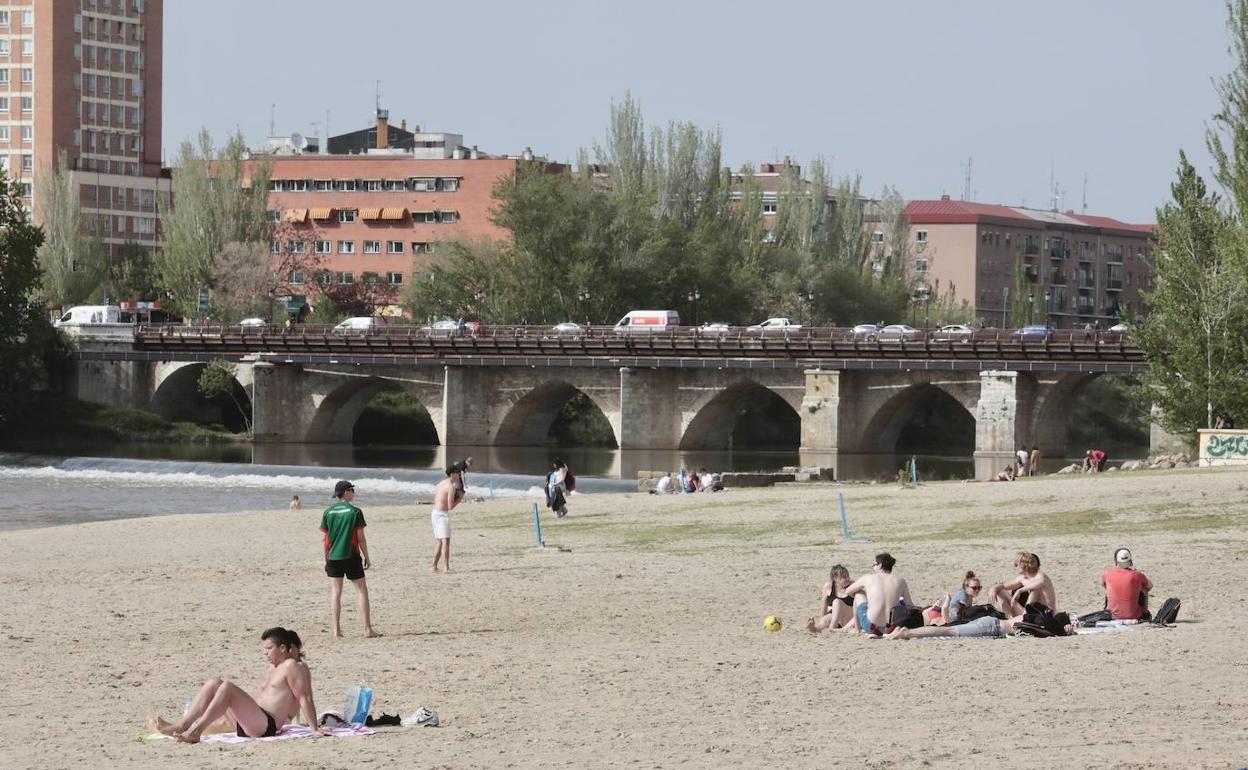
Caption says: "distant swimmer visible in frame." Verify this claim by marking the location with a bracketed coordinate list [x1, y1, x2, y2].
[320, 481, 380, 638]
[289, 495, 302, 510]
[146, 627, 330, 742]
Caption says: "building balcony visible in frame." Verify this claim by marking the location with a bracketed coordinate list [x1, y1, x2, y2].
[1024, 265, 1039, 282]
[1078, 251, 1094, 263]
[1077, 275, 1095, 289]
[1075, 299, 1096, 314]
[1106, 279, 1123, 291]
[1023, 244, 1040, 256]
[1049, 248, 1068, 259]
[1048, 271, 1067, 285]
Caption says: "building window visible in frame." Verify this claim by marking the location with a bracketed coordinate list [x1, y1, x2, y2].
[413, 211, 436, 224]
[21, 10, 32, 27]
[439, 211, 458, 224]
[334, 180, 357, 191]
[20, 125, 31, 142]
[338, 208, 356, 223]
[266, 210, 280, 223]
[362, 240, 381, 254]
[20, 182, 30, 198]
[914, 259, 929, 273]
[411, 178, 436, 192]
[411, 242, 429, 253]
[289, 270, 305, 285]
[0, 12, 9, 26]
[386, 240, 403, 254]
[336, 271, 354, 285]
[388, 271, 403, 284]
[0, 41, 9, 56]
[441, 178, 458, 192]
[871, 231, 884, 243]
[314, 179, 332, 191]
[762, 202, 777, 214]
[314, 270, 332, 286]
[0, 127, 8, 141]
[315, 240, 331, 254]
[271, 240, 281, 254]
[20, 68, 32, 84]
[364, 180, 382, 191]
[0, 70, 10, 85]
[383, 180, 405, 191]
[21, 40, 32, 56]
[21, 154, 32, 171]
[916, 230, 928, 243]
[337, 240, 355, 254]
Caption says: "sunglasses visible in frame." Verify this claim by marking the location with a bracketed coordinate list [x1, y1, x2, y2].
[967, 585, 982, 591]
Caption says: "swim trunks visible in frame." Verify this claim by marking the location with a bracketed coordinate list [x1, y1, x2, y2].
[431, 509, 451, 540]
[325, 554, 365, 581]
[237, 708, 278, 738]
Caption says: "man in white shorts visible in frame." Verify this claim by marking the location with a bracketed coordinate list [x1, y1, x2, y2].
[430, 466, 462, 573]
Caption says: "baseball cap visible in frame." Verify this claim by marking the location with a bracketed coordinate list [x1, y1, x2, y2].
[333, 480, 355, 498]
[1114, 547, 1133, 567]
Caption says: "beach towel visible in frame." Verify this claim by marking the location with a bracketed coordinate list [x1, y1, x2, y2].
[139, 724, 375, 744]
[1074, 620, 1144, 635]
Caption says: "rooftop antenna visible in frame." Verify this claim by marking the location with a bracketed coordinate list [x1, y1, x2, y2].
[961, 156, 973, 201]
[375, 80, 381, 114]
[310, 120, 321, 144]
[325, 109, 331, 147]
[1081, 172, 1088, 214]
[269, 103, 276, 137]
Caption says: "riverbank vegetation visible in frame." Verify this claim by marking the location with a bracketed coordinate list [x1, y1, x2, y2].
[0, 396, 241, 447]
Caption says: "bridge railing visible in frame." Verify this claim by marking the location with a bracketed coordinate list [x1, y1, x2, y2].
[133, 323, 1142, 362]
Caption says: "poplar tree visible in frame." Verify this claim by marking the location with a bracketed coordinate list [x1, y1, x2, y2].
[35, 151, 106, 306]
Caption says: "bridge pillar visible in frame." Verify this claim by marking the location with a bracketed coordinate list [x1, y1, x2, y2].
[799, 369, 842, 460]
[70, 359, 154, 410]
[252, 361, 316, 442]
[974, 370, 1022, 479]
[442, 366, 494, 446]
[618, 367, 680, 449]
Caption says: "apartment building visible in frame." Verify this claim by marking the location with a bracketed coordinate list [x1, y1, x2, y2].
[898, 196, 1154, 328]
[2, 0, 167, 254]
[247, 110, 548, 312]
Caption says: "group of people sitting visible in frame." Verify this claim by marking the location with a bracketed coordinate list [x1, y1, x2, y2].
[807, 547, 1153, 640]
[653, 467, 723, 494]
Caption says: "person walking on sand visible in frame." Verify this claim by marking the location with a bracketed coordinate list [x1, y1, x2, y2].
[841, 553, 915, 637]
[986, 551, 1056, 616]
[146, 627, 331, 743]
[320, 481, 380, 638]
[431, 466, 463, 573]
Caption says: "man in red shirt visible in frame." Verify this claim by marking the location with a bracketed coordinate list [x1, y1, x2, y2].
[1101, 547, 1152, 620]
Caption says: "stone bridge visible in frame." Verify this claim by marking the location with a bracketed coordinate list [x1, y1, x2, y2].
[69, 347, 1176, 478]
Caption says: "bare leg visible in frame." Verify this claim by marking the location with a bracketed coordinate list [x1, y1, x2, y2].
[886, 625, 959, 640]
[829, 600, 855, 630]
[329, 577, 344, 638]
[443, 537, 452, 572]
[986, 585, 1020, 616]
[176, 679, 270, 743]
[152, 677, 223, 735]
[351, 577, 381, 637]
[431, 540, 443, 573]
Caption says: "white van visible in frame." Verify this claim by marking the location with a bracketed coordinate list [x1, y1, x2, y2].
[55, 305, 123, 327]
[333, 316, 386, 333]
[613, 310, 681, 333]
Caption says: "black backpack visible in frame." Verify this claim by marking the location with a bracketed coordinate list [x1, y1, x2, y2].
[1152, 597, 1181, 625]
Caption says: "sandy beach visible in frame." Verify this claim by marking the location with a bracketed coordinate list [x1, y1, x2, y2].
[2, 466, 1246, 769]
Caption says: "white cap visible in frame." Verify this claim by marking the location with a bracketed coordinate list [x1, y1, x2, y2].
[1114, 548, 1133, 567]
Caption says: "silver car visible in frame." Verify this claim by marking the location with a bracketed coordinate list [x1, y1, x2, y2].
[876, 324, 924, 342]
[851, 323, 881, 341]
[931, 323, 974, 342]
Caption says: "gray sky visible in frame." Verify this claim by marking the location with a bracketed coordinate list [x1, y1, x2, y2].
[164, 1, 1230, 223]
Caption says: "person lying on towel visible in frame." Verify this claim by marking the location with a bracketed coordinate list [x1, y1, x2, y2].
[146, 626, 331, 742]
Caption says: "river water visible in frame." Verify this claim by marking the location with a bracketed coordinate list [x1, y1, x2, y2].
[0, 442, 1132, 531]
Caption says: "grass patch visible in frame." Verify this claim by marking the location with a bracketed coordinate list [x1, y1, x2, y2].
[899, 506, 1241, 542]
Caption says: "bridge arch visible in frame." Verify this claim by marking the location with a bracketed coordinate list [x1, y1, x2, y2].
[305, 374, 444, 444]
[679, 380, 801, 450]
[856, 380, 978, 454]
[493, 380, 620, 447]
[150, 361, 253, 430]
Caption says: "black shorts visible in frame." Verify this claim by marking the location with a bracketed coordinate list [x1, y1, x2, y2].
[326, 554, 365, 580]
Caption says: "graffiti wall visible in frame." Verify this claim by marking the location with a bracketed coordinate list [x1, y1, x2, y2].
[1198, 429, 1248, 466]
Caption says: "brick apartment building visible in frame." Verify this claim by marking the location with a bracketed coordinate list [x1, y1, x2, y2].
[246, 109, 545, 314]
[897, 196, 1154, 328]
[5, 0, 168, 255]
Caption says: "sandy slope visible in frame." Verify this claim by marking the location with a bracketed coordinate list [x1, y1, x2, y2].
[1, 466, 1246, 769]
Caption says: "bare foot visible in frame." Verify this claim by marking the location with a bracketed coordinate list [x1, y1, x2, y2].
[331, 629, 342, 639]
[146, 716, 180, 737]
[175, 727, 203, 744]
[443, 567, 453, 573]
[364, 628, 383, 638]
[805, 617, 819, 634]
[430, 566, 440, 574]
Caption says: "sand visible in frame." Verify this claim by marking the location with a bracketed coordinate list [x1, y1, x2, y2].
[2, 466, 1247, 769]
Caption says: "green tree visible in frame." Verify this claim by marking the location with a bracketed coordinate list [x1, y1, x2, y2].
[1135, 152, 1246, 433]
[157, 130, 270, 316]
[197, 359, 251, 433]
[108, 242, 159, 302]
[0, 172, 49, 423]
[36, 150, 106, 307]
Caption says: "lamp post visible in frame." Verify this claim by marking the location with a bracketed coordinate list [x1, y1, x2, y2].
[1002, 286, 1010, 328]
[687, 288, 700, 325]
[1027, 292, 1034, 325]
[472, 291, 485, 324]
[1043, 291, 1051, 326]
[802, 290, 815, 326]
[578, 289, 591, 325]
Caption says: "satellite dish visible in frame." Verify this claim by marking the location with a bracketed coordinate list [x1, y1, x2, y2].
[290, 132, 308, 150]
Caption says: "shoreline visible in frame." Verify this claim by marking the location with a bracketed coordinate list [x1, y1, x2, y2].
[3, 466, 1245, 768]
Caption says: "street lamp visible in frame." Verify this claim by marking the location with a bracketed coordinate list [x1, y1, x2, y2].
[472, 291, 485, 324]
[578, 289, 591, 325]
[1043, 291, 1051, 325]
[687, 288, 701, 325]
[802, 290, 815, 326]
[1027, 292, 1034, 325]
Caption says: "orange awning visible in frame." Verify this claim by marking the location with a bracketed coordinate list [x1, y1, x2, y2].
[282, 209, 308, 223]
[359, 207, 383, 220]
[309, 207, 334, 220]
[380, 207, 408, 221]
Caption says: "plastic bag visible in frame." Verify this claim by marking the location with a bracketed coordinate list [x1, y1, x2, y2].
[344, 685, 374, 725]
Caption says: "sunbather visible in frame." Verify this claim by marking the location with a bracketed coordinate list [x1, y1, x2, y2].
[146, 627, 329, 743]
[986, 551, 1057, 616]
[807, 564, 857, 633]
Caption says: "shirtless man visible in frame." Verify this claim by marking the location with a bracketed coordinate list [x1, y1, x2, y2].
[841, 553, 915, 637]
[986, 551, 1057, 616]
[431, 466, 463, 573]
[146, 627, 329, 743]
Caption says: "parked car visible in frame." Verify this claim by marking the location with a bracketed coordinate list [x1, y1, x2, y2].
[422, 319, 461, 336]
[698, 321, 733, 335]
[334, 316, 386, 333]
[747, 317, 801, 331]
[552, 321, 583, 333]
[238, 317, 267, 327]
[876, 323, 924, 343]
[1108, 322, 1132, 333]
[850, 323, 881, 341]
[1010, 324, 1055, 342]
[930, 323, 975, 342]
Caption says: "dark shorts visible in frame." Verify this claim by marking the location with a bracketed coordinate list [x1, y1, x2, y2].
[237, 708, 278, 738]
[326, 554, 365, 580]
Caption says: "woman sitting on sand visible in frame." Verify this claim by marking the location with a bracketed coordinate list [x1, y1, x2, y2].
[807, 565, 857, 633]
[925, 571, 983, 625]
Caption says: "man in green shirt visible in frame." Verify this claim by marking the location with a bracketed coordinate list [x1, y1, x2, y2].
[320, 480, 380, 638]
